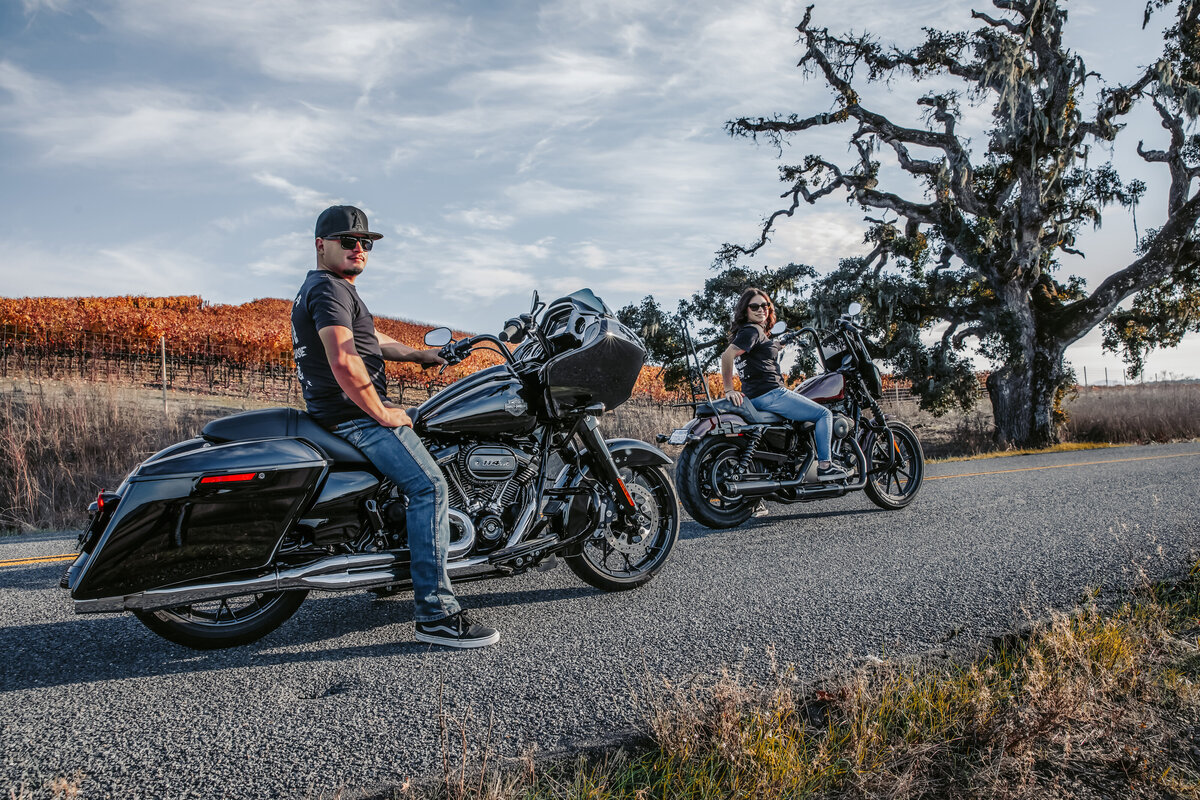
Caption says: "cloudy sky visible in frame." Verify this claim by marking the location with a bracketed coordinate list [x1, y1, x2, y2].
[2, 0, 1195, 381]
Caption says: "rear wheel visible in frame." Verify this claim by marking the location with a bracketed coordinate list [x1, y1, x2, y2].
[565, 465, 680, 591]
[133, 590, 308, 650]
[862, 421, 925, 510]
[676, 436, 755, 529]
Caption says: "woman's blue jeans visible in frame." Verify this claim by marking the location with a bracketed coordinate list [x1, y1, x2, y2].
[330, 419, 460, 622]
[751, 387, 834, 462]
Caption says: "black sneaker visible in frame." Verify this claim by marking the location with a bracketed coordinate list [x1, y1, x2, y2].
[415, 611, 500, 649]
[815, 463, 849, 482]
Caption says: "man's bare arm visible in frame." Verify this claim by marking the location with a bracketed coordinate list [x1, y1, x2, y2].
[376, 330, 446, 367]
[318, 326, 411, 427]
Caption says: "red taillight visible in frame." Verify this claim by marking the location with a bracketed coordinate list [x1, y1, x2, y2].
[199, 472, 258, 485]
[95, 491, 106, 510]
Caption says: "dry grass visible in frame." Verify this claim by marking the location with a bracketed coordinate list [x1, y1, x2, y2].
[387, 564, 1200, 800]
[0, 382, 241, 532]
[888, 382, 1200, 460]
[1064, 383, 1200, 444]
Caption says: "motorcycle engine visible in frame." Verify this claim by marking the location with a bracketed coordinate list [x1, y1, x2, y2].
[831, 413, 854, 439]
[435, 442, 538, 546]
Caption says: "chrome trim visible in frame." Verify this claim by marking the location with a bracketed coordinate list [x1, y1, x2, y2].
[447, 508, 475, 557]
[502, 498, 539, 548]
[75, 552, 399, 613]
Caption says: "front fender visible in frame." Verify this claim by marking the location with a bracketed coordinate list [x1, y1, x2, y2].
[606, 438, 672, 467]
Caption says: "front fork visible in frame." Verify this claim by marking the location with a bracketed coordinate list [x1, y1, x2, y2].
[575, 414, 638, 514]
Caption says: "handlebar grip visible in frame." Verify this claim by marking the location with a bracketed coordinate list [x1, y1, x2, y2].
[499, 323, 521, 343]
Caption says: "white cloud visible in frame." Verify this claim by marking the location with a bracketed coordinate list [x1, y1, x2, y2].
[451, 207, 516, 231]
[92, 1, 465, 92]
[252, 173, 340, 213]
[461, 50, 641, 105]
[504, 180, 603, 216]
[0, 66, 348, 166]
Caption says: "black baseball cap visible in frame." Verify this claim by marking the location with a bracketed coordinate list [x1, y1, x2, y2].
[315, 205, 383, 240]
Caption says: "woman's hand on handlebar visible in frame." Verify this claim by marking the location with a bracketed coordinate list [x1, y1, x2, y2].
[724, 389, 745, 406]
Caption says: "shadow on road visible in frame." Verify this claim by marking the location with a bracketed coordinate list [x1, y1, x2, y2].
[0, 578, 597, 693]
[679, 506, 888, 540]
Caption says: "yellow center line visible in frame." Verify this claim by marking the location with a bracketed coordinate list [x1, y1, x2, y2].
[929, 450, 1200, 480]
[0, 553, 77, 567]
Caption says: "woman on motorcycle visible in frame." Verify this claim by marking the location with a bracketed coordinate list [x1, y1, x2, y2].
[719, 287, 849, 482]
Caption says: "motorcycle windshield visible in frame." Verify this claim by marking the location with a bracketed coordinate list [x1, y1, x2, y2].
[548, 288, 611, 316]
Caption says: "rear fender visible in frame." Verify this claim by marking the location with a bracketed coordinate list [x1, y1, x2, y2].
[686, 413, 745, 439]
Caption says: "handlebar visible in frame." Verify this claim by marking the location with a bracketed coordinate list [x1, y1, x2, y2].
[438, 333, 518, 370]
[499, 321, 522, 343]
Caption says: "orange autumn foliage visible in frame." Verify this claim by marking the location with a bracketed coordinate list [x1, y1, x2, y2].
[0, 295, 679, 399]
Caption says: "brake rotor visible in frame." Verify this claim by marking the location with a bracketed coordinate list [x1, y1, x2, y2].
[604, 481, 659, 554]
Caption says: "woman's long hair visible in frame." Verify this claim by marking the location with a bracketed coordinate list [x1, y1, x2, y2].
[730, 287, 777, 339]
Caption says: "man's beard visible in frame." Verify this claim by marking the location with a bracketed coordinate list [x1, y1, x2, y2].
[340, 263, 364, 277]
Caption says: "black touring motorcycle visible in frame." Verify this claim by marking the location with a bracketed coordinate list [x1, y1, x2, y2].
[664, 302, 924, 529]
[63, 289, 680, 648]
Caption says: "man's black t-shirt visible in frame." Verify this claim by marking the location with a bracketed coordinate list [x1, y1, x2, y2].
[731, 323, 785, 399]
[291, 269, 388, 424]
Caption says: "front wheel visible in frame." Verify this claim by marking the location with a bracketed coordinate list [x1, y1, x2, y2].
[676, 436, 755, 529]
[862, 420, 924, 510]
[133, 590, 309, 650]
[565, 465, 680, 591]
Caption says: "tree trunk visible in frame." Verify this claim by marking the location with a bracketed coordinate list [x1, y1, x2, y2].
[987, 339, 1067, 449]
[985, 290, 1067, 449]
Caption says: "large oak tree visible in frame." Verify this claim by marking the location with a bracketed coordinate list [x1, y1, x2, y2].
[717, 0, 1199, 447]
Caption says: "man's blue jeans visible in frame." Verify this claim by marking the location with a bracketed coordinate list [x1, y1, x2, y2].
[752, 387, 834, 462]
[330, 419, 460, 622]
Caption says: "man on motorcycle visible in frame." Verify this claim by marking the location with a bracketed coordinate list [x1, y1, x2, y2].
[720, 287, 849, 482]
[291, 205, 499, 648]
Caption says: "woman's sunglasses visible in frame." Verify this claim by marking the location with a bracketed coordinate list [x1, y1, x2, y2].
[747, 302, 772, 311]
[329, 236, 374, 251]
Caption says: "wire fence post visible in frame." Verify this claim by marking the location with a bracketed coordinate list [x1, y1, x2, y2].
[160, 335, 168, 416]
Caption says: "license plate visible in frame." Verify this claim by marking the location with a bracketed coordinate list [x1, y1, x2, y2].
[667, 428, 689, 445]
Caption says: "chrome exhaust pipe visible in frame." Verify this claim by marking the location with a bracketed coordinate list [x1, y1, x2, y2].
[78, 552, 400, 613]
[725, 441, 869, 497]
[447, 508, 475, 558]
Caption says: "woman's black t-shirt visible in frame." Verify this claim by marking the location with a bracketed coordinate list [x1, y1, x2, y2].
[731, 324, 785, 399]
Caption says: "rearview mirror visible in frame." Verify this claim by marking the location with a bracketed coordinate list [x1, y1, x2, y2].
[847, 302, 863, 316]
[424, 327, 453, 347]
[770, 321, 787, 335]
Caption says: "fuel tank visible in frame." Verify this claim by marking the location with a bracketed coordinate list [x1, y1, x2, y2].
[415, 364, 537, 436]
[796, 372, 845, 402]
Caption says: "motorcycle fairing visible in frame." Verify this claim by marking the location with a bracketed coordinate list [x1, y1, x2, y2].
[541, 317, 645, 416]
[71, 438, 327, 602]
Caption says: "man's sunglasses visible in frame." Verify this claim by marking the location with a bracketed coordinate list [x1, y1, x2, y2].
[327, 236, 373, 251]
[747, 302, 772, 311]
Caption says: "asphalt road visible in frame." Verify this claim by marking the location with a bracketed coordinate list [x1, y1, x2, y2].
[3, 442, 1199, 799]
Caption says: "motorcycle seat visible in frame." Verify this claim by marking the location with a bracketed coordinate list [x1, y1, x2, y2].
[201, 408, 371, 467]
[696, 398, 789, 425]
